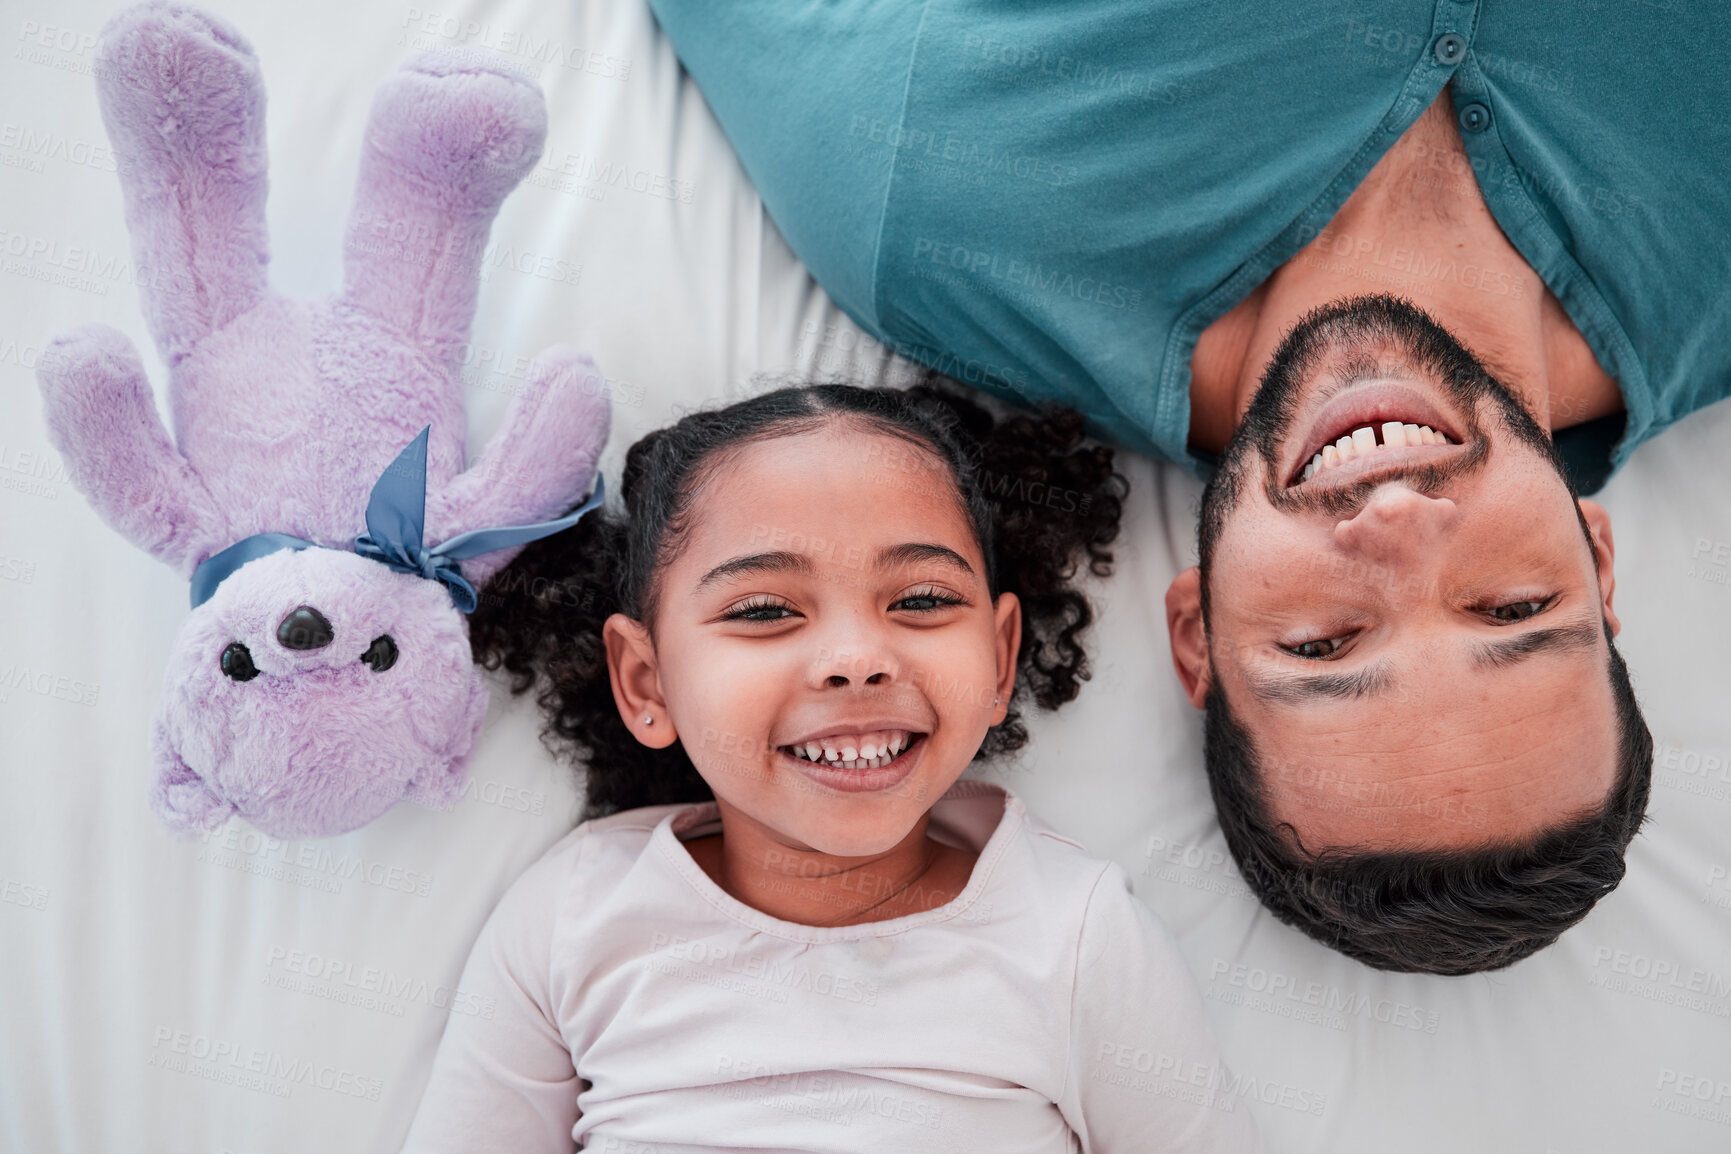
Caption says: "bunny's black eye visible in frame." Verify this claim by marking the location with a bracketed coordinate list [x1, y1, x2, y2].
[220, 642, 259, 682]
[360, 635, 398, 673]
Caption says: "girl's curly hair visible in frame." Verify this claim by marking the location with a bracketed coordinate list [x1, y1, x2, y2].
[469, 375, 1127, 819]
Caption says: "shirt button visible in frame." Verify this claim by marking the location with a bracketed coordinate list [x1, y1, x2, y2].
[1433, 33, 1467, 65]
[1457, 102, 1492, 133]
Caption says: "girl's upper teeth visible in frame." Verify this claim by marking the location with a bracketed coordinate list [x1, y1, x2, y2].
[786, 730, 912, 769]
[1301, 424, 1452, 481]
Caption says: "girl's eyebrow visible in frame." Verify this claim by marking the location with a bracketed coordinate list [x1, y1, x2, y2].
[879, 542, 975, 578]
[695, 543, 976, 591]
[695, 550, 811, 591]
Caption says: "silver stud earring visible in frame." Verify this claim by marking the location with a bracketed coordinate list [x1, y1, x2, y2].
[643, 714, 654, 726]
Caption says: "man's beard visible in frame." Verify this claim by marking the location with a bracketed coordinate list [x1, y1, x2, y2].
[1197, 293, 1575, 596]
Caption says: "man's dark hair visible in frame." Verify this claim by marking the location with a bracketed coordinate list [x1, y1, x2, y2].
[1202, 629, 1651, 974]
[1197, 293, 1654, 974]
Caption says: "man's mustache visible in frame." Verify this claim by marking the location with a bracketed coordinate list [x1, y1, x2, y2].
[1262, 436, 1492, 517]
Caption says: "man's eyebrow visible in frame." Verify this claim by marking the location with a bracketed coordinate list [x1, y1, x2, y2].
[1245, 661, 1394, 705]
[877, 542, 975, 577]
[1243, 614, 1605, 704]
[694, 551, 813, 591]
[1471, 614, 1602, 670]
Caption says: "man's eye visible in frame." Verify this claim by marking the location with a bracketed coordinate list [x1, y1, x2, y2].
[1284, 638, 1342, 659]
[1488, 598, 1552, 623]
[723, 599, 796, 622]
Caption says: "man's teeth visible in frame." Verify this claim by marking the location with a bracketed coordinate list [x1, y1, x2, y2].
[786, 730, 912, 770]
[1301, 424, 1452, 481]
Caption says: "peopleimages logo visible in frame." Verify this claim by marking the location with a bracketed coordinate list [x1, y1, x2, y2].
[909, 238, 1144, 313]
[1207, 959, 1442, 1034]
[0, 226, 199, 298]
[398, 8, 631, 81]
[0, 441, 71, 501]
[0, 122, 119, 172]
[263, 945, 496, 1019]
[0, 877, 49, 911]
[1091, 1044, 1325, 1117]
[0, 660, 98, 707]
[716, 1057, 945, 1130]
[1588, 945, 1731, 1016]
[198, 826, 434, 897]
[649, 933, 881, 1007]
[147, 1026, 382, 1101]
[846, 115, 1079, 188]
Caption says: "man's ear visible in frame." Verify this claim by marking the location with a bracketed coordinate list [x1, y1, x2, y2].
[602, 613, 679, 748]
[1578, 499, 1620, 638]
[1164, 567, 1213, 710]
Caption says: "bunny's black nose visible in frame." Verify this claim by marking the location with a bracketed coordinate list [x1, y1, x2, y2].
[277, 606, 334, 650]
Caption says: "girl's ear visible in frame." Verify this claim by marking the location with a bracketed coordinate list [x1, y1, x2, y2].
[991, 592, 1022, 727]
[602, 613, 679, 749]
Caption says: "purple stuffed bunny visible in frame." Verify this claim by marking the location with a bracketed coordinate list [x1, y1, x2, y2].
[36, 2, 609, 839]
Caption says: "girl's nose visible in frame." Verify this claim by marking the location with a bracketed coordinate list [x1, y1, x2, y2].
[807, 639, 899, 689]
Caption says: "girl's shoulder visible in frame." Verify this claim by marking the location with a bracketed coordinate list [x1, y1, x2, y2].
[942, 782, 1125, 920]
[565, 800, 712, 876]
[494, 801, 713, 921]
[577, 801, 698, 842]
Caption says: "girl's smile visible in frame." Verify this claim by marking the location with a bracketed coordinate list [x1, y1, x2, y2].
[777, 729, 928, 792]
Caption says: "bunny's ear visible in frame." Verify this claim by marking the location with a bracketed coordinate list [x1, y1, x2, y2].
[341, 52, 546, 372]
[149, 717, 235, 838]
[95, 3, 271, 362]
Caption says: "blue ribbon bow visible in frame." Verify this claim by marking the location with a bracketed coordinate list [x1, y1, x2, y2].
[188, 426, 604, 613]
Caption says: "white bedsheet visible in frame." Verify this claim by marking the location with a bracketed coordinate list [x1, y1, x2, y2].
[2, 2, 1729, 1151]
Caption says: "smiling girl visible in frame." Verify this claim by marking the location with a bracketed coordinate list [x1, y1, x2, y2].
[401, 381, 1261, 1153]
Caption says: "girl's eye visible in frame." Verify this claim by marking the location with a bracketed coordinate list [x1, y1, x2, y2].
[1486, 596, 1555, 623]
[722, 598, 798, 623]
[1283, 637, 1344, 660]
[893, 587, 966, 613]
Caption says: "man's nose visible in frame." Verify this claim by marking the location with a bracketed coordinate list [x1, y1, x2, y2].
[1332, 483, 1459, 569]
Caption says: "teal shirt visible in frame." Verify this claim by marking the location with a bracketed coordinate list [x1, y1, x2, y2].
[648, 0, 1731, 491]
